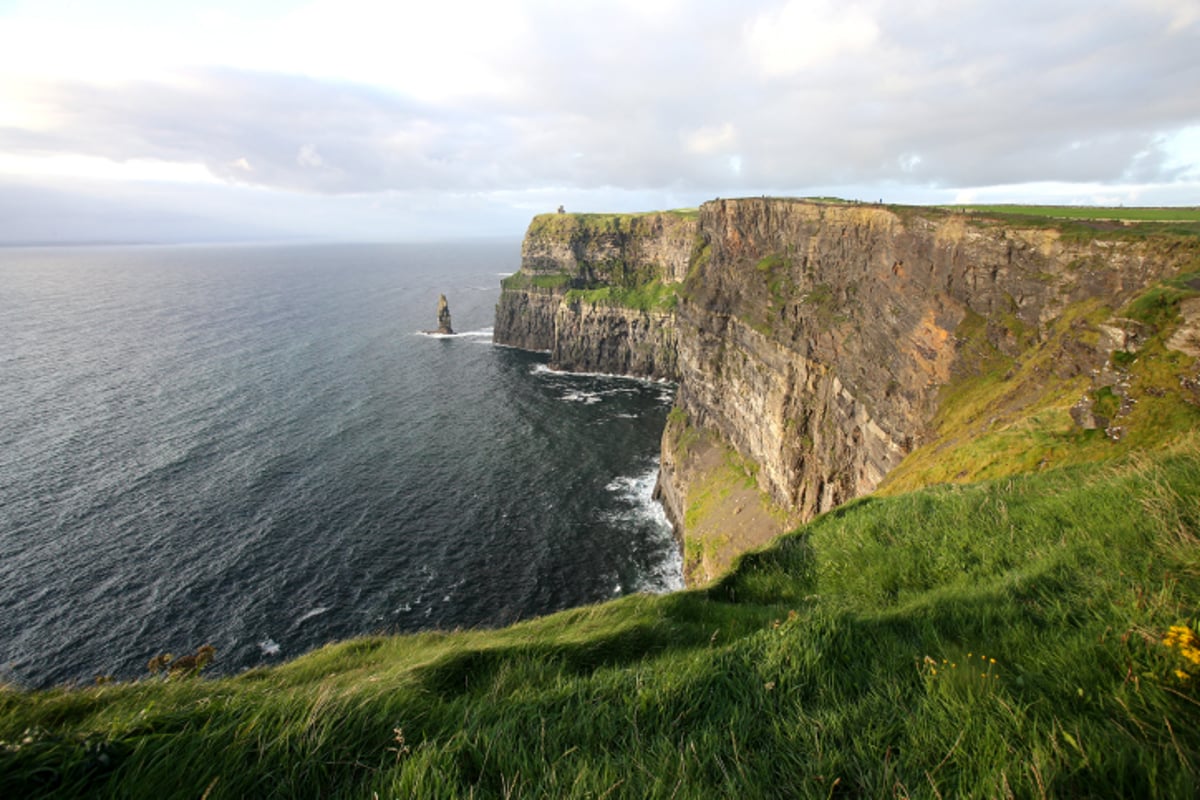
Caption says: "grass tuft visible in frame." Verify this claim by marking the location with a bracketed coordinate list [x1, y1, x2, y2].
[4, 443, 1200, 797]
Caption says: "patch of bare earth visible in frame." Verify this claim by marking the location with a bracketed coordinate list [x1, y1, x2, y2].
[676, 431, 794, 585]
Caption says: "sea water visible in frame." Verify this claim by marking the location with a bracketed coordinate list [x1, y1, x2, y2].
[0, 241, 681, 687]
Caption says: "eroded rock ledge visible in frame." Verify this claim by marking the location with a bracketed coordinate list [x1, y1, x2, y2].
[493, 211, 695, 379]
[496, 199, 1200, 583]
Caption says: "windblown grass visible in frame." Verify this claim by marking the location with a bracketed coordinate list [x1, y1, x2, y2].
[948, 205, 1200, 222]
[4, 440, 1200, 797]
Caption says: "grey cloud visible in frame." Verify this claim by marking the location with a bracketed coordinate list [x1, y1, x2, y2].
[3, 0, 1197, 199]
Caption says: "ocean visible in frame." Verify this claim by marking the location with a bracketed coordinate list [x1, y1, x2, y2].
[0, 241, 681, 688]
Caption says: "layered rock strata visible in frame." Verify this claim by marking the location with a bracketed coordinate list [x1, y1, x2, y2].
[677, 199, 1195, 519]
[497, 199, 1200, 581]
[493, 211, 696, 378]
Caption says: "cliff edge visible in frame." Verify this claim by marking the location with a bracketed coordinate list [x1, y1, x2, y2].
[497, 199, 1200, 582]
[493, 210, 696, 379]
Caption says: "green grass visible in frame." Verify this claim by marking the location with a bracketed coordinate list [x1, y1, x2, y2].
[499, 272, 573, 291]
[564, 279, 678, 313]
[5, 443, 1200, 798]
[942, 207, 1200, 242]
[948, 205, 1200, 222]
[880, 271, 1200, 493]
[526, 209, 699, 239]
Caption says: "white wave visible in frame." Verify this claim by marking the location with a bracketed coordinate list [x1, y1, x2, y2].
[415, 327, 494, 339]
[295, 606, 329, 625]
[259, 638, 281, 656]
[602, 462, 684, 593]
[529, 362, 677, 387]
[605, 467, 660, 504]
[560, 390, 603, 404]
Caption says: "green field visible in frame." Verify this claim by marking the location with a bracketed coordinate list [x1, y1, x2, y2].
[4, 441, 1200, 798]
[945, 204, 1200, 222]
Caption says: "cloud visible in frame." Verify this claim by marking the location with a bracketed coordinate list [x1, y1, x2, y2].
[296, 145, 324, 169]
[0, 0, 1197, 242]
[683, 123, 738, 156]
[745, 0, 881, 76]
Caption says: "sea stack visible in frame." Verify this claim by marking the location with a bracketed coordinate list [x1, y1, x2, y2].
[436, 294, 454, 335]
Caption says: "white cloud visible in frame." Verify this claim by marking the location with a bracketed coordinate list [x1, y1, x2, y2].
[270, 0, 529, 102]
[1143, 0, 1200, 33]
[0, 152, 218, 184]
[297, 145, 324, 169]
[683, 123, 738, 156]
[745, 0, 881, 76]
[0, 0, 1197, 242]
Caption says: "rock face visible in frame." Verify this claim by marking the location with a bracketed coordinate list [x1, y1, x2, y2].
[493, 288, 558, 352]
[552, 300, 678, 378]
[678, 199, 1195, 518]
[436, 294, 454, 335]
[493, 211, 696, 379]
[496, 198, 1200, 581]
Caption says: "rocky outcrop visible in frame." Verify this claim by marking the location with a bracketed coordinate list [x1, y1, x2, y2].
[519, 211, 697, 284]
[436, 294, 454, 335]
[676, 199, 1196, 518]
[493, 210, 696, 379]
[497, 198, 1200, 582]
[552, 300, 677, 377]
[493, 288, 558, 352]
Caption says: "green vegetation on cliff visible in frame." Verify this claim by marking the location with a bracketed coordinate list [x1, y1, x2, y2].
[526, 209, 698, 238]
[949, 204, 1200, 223]
[880, 270, 1200, 494]
[563, 278, 678, 312]
[499, 271, 572, 291]
[5, 441, 1200, 798]
[501, 209, 695, 316]
[948, 206, 1200, 242]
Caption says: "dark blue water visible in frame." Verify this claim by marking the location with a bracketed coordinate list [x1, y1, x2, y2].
[0, 241, 680, 688]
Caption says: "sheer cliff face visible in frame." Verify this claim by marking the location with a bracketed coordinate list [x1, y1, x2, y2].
[493, 211, 696, 378]
[497, 199, 1199, 577]
[674, 199, 1196, 519]
[519, 212, 696, 284]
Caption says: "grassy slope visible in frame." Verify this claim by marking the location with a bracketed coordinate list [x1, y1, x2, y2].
[4, 443, 1200, 798]
[880, 268, 1200, 494]
[6, 208, 1200, 797]
[948, 205, 1200, 222]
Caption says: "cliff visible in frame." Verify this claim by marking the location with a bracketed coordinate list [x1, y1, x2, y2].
[8, 205, 1200, 795]
[493, 210, 696, 378]
[498, 199, 1200, 582]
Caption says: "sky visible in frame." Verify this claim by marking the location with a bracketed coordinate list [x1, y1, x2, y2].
[1, 0, 1198, 243]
